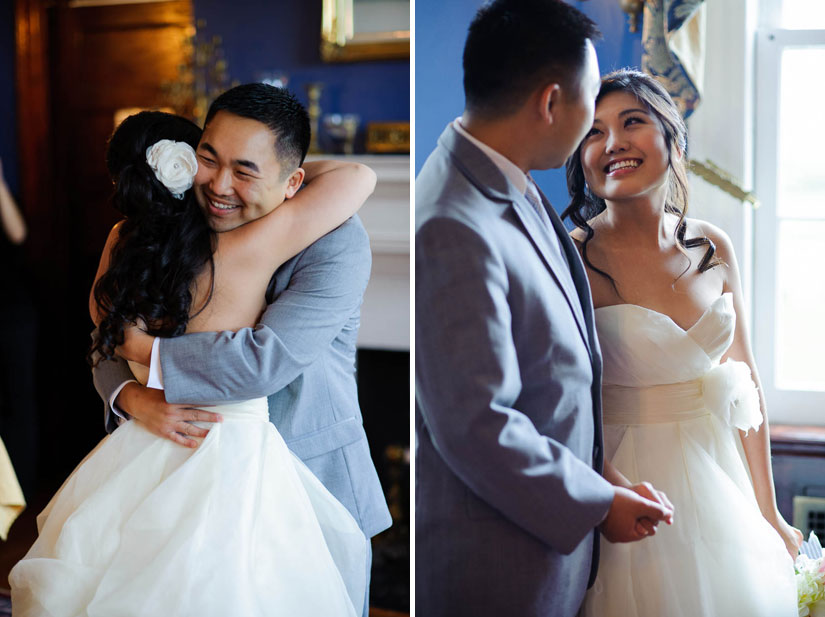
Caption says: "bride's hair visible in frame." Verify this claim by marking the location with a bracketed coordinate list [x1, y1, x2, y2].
[88, 111, 215, 365]
[562, 69, 723, 295]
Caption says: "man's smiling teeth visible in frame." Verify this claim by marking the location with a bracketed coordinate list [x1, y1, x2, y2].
[210, 199, 239, 210]
[607, 159, 641, 173]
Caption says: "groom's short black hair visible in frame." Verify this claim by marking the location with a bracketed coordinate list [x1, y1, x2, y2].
[205, 83, 311, 175]
[463, 0, 600, 117]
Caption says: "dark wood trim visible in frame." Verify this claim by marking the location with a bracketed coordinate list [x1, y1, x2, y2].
[771, 424, 825, 458]
[321, 38, 409, 63]
[369, 609, 409, 617]
[14, 0, 56, 276]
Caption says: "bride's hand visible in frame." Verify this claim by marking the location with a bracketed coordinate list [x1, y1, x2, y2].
[771, 514, 803, 560]
[117, 320, 155, 365]
[630, 481, 675, 534]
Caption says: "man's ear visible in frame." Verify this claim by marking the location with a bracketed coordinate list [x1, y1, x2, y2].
[283, 167, 305, 199]
[539, 83, 562, 125]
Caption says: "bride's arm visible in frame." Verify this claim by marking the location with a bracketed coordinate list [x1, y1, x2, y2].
[221, 160, 376, 271]
[603, 460, 632, 488]
[709, 223, 803, 558]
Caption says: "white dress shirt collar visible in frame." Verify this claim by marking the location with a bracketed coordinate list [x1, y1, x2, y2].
[453, 118, 528, 195]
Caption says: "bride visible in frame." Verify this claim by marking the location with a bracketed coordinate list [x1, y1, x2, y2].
[10, 109, 375, 616]
[564, 69, 800, 616]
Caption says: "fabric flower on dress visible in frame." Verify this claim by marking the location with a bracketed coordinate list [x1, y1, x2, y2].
[701, 359, 763, 433]
[145, 140, 198, 199]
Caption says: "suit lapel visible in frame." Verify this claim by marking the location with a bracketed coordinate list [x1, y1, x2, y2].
[536, 185, 604, 425]
[509, 198, 591, 352]
[438, 124, 593, 352]
[534, 185, 596, 350]
[533, 186, 605, 487]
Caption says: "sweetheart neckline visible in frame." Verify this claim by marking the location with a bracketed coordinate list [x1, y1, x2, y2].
[594, 292, 732, 333]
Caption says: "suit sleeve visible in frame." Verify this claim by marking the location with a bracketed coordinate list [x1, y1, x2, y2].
[90, 328, 138, 434]
[415, 216, 613, 553]
[158, 219, 371, 405]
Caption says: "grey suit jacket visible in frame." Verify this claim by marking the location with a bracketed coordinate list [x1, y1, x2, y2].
[93, 215, 392, 539]
[415, 125, 614, 617]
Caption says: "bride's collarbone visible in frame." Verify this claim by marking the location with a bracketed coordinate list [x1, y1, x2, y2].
[589, 263, 726, 328]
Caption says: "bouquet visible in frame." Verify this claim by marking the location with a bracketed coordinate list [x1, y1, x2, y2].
[796, 531, 825, 617]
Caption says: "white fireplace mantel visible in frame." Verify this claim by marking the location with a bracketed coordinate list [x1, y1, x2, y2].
[306, 154, 410, 351]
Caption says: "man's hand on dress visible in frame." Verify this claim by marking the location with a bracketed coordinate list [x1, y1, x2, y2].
[601, 485, 675, 543]
[116, 382, 222, 449]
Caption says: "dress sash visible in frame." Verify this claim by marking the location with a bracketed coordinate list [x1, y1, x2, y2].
[602, 359, 763, 432]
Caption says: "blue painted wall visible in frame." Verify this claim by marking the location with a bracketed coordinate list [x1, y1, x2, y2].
[414, 0, 642, 214]
[194, 0, 409, 148]
[0, 1, 408, 198]
[1, 0, 18, 197]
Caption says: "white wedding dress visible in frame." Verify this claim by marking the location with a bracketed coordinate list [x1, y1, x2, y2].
[582, 292, 797, 617]
[9, 365, 366, 617]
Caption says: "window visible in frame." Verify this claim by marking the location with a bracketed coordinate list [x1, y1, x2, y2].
[754, 4, 825, 424]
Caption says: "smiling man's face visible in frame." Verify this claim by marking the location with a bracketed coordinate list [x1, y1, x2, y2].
[193, 111, 301, 232]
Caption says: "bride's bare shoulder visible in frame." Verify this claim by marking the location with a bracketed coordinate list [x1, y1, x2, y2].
[686, 217, 735, 260]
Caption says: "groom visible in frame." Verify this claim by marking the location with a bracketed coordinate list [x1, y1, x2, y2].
[416, 1, 672, 616]
[92, 84, 391, 615]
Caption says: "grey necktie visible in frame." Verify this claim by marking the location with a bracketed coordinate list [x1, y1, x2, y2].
[525, 178, 562, 253]
[524, 181, 544, 218]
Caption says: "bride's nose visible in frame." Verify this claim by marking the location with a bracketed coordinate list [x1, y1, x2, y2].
[605, 130, 629, 155]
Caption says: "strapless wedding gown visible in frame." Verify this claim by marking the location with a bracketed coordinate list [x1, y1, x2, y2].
[582, 293, 797, 617]
[9, 369, 366, 617]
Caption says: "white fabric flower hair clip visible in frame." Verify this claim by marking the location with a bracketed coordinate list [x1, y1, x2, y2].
[145, 139, 198, 199]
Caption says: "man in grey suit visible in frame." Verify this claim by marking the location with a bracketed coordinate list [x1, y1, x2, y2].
[92, 84, 391, 615]
[416, 2, 673, 615]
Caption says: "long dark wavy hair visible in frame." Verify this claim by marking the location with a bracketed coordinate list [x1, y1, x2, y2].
[88, 111, 215, 365]
[562, 69, 723, 295]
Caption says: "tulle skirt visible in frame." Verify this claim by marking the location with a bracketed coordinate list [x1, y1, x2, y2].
[9, 398, 366, 617]
[582, 412, 797, 617]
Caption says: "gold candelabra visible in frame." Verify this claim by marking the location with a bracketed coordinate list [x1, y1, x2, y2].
[619, 0, 644, 33]
[305, 82, 325, 154]
[162, 19, 238, 127]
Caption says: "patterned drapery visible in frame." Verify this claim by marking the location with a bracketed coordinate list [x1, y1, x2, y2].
[641, 0, 706, 118]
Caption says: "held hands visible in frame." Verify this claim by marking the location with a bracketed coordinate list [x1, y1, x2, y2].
[631, 481, 675, 536]
[116, 382, 223, 449]
[601, 483, 675, 543]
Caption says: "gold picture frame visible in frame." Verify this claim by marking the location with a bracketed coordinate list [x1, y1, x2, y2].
[321, 0, 410, 62]
[366, 121, 410, 153]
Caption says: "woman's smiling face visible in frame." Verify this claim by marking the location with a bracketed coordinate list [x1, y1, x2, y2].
[579, 90, 675, 205]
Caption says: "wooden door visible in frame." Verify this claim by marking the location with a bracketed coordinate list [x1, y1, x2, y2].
[53, 0, 195, 279]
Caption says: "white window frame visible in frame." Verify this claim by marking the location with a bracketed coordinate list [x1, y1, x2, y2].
[753, 26, 825, 425]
